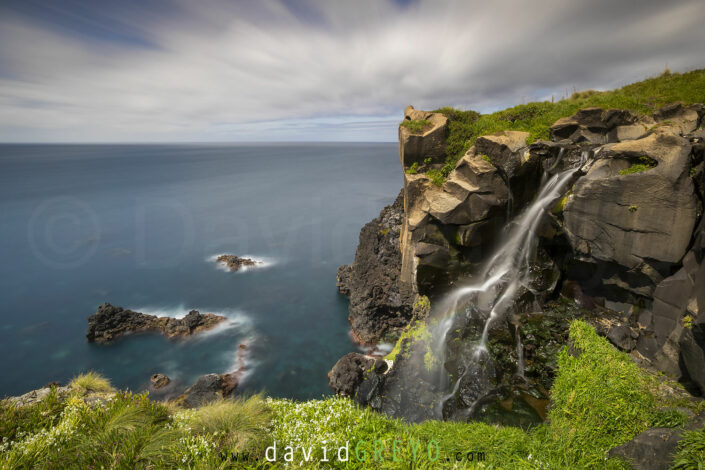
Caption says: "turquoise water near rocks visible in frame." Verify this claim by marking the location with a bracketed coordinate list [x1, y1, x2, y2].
[0, 143, 401, 399]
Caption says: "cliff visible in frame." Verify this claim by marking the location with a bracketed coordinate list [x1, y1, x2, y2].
[332, 69, 705, 450]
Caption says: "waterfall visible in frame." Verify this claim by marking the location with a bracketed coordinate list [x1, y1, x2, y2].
[433, 153, 585, 414]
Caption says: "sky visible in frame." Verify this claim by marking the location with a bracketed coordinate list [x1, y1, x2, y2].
[1, 0, 704, 143]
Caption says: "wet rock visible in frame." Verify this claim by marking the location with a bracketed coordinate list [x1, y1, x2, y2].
[337, 190, 415, 344]
[606, 323, 636, 351]
[328, 353, 375, 397]
[86, 303, 226, 343]
[150, 373, 170, 389]
[215, 255, 261, 271]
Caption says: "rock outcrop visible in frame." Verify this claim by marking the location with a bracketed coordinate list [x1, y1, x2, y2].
[337, 190, 415, 344]
[334, 101, 705, 423]
[215, 255, 261, 271]
[86, 303, 226, 343]
[398, 105, 448, 168]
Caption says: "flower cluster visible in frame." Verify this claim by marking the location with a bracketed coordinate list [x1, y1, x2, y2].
[266, 396, 362, 450]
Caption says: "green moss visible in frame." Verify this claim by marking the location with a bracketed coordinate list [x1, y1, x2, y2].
[683, 315, 694, 329]
[384, 320, 431, 363]
[552, 194, 570, 214]
[425, 168, 445, 187]
[479, 154, 492, 164]
[400, 119, 432, 134]
[629, 205, 638, 212]
[619, 157, 657, 175]
[405, 161, 419, 174]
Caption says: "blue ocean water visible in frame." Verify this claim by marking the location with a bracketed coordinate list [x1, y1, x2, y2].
[0, 143, 401, 399]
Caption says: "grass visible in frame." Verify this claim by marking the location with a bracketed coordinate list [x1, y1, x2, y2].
[2, 323, 702, 468]
[424, 68, 705, 183]
[69, 371, 114, 393]
[182, 396, 271, 451]
[405, 161, 419, 174]
[400, 119, 432, 134]
[671, 425, 705, 469]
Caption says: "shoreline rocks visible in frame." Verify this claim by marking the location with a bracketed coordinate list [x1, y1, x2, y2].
[86, 303, 226, 344]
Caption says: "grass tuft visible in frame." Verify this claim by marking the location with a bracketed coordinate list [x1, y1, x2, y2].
[69, 371, 114, 393]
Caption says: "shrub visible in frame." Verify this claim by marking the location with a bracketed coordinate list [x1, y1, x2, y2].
[400, 119, 432, 134]
[69, 371, 114, 393]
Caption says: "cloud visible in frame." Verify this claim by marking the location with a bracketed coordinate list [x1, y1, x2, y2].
[0, 0, 704, 142]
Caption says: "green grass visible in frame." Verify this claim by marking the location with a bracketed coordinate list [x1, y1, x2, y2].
[69, 371, 114, 393]
[671, 425, 705, 469]
[428, 68, 705, 183]
[2, 323, 702, 469]
[400, 119, 432, 134]
[182, 396, 271, 451]
[405, 161, 419, 174]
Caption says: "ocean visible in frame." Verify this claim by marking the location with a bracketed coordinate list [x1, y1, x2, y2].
[0, 143, 401, 399]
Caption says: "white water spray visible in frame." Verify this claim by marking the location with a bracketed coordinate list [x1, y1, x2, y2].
[433, 153, 585, 412]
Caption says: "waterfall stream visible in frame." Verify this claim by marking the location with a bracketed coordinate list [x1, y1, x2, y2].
[431, 153, 586, 414]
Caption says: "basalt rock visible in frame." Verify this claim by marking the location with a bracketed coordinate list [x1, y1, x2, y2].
[328, 353, 376, 397]
[337, 190, 415, 344]
[563, 128, 698, 298]
[86, 303, 226, 343]
[215, 255, 261, 271]
[399, 106, 449, 168]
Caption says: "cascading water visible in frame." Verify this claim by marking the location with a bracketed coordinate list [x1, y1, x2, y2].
[432, 152, 586, 415]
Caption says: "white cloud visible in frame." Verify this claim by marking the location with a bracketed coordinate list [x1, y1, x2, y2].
[0, 0, 704, 142]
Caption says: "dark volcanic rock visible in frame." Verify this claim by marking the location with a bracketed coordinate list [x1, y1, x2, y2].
[150, 373, 170, 389]
[337, 190, 415, 344]
[608, 413, 705, 470]
[328, 352, 375, 397]
[216, 255, 261, 271]
[86, 303, 226, 343]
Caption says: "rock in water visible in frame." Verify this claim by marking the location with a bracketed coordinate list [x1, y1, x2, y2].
[216, 255, 261, 271]
[86, 303, 226, 343]
[150, 373, 171, 389]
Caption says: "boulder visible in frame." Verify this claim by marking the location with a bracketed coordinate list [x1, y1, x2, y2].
[181, 374, 223, 408]
[150, 373, 170, 389]
[474, 130, 531, 179]
[398, 106, 449, 168]
[608, 414, 705, 470]
[86, 303, 226, 343]
[328, 353, 375, 397]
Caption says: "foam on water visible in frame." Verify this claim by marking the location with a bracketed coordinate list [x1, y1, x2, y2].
[207, 253, 280, 273]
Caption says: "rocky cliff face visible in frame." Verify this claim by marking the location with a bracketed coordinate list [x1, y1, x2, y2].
[333, 100, 705, 421]
[336, 190, 415, 344]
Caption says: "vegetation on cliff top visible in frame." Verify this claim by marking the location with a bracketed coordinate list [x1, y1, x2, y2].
[430, 68, 705, 180]
[3, 321, 702, 469]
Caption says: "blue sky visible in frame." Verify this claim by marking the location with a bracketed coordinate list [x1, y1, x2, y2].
[1, 0, 704, 142]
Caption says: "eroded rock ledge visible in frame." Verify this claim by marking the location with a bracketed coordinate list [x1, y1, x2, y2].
[86, 303, 226, 343]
